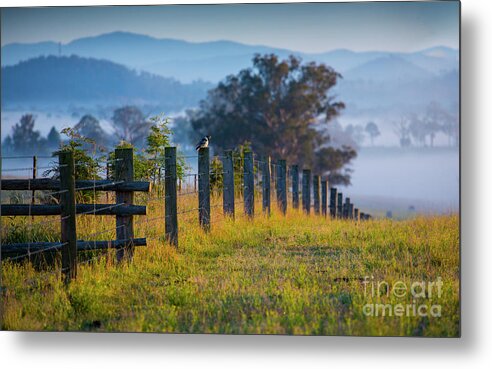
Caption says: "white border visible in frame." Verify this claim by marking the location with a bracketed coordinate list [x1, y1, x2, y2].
[2, 0, 492, 368]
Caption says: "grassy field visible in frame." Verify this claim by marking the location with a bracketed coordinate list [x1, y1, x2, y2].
[1, 193, 459, 336]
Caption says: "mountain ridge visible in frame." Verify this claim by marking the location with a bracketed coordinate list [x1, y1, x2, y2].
[2, 31, 459, 83]
[2, 31, 458, 58]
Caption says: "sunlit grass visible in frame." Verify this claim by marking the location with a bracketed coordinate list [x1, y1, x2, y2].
[1, 189, 459, 336]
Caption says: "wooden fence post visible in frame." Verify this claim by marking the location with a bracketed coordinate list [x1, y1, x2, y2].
[32, 155, 37, 208]
[106, 154, 111, 202]
[343, 197, 350, 219]
[262, 156, 271, 215]
[222, 150, 235, 218]
[271, 162, 276, 192]
[165, 147, 178, 246]
[330, 187, 338, 218]
[337, 193, 343, 218]
[255, 159, 260, 191]
[321, 179, 327, 216]
[291, 165, 299, 209]
[198, 147, 211, 231]
[277, 160, 287, 214]
[302, 169, 311, 214]
[59, 151, 77, 282]
[244, 151, 254, 218]
[313, 175, 320, 215]
[115, 148, 134, 262]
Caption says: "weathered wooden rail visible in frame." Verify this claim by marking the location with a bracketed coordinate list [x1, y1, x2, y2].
[1, 204, 146, 216]
[1, 179, 149, 192]
[2, 238, 148, 254]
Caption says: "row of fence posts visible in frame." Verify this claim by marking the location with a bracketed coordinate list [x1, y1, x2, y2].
[2, 147, 370, 280]
[163, 147, 370, 247]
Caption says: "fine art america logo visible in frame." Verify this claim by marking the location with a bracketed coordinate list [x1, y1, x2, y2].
[362, 276, 443, 318]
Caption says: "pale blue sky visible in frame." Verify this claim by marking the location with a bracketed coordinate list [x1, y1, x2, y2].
[1, 2, 459, 53]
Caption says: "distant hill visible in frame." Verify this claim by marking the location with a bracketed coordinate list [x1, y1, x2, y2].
[1, 41, 60, 66]
[1, 31, 459, 83]
[335, 68, 458, 112]
[344, 55, 433, 82]
[1, 55, 212, 110]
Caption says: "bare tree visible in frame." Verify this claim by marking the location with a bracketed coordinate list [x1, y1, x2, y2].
[409, 113, 426, 147]
[111, 106, 151, 148]
[365, 121, 380, 146]
[393, 116, 412, 148]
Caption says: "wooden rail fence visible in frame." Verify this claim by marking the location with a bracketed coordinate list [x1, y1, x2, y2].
[1, 146, 371, 281]
[1, 148, 150, 282]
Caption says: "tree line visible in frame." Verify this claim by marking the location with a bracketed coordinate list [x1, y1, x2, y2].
[2, 106, 154, 157]
[392, 101, 458, 148]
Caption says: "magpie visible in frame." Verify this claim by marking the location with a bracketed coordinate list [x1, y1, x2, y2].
[195, 135, 211, 151]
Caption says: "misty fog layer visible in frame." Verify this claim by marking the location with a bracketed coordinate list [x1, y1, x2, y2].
[344, 148, 459, 215]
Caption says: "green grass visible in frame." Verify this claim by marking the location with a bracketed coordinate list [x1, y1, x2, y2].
[1, 198, 459, 336]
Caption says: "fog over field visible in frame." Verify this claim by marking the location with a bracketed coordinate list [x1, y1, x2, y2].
[1, 111, 459, 216]
[346, 148, 459, 215]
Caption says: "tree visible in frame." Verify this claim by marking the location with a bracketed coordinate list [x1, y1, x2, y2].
[146, 115, 172, 157]
[2, 136, 14, 155]
[108, 141, 152, 182]
[231, 142, 253, 196]
[314, 145, 357, 186]
[74, 115, 111, 149]
[111, 106, 151, 148]
[441, 113, 459, 147]
[421, 103, 442, 148]
[145, 114, 188, 183]
[171, 113, 195, 149]
[49, 127, 102, 180]
[191, 54, 355, 185]
[365, 122, 380, 146]
[409, 114, 427, 147]
[46, 126, 61, 149]
[393, 116, 412, 148]
[44, 127, 103, 203]
[210, 156, 224, 193]
[8, 114, 47, 155]
[345, 124, 366, 147]
[423, 101, 452, 148]
[324, 121, 358, 148]
[107, 115, 188, 183]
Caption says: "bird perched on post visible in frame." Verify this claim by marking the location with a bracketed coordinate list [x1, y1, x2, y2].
[195, 135, 211, 151]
